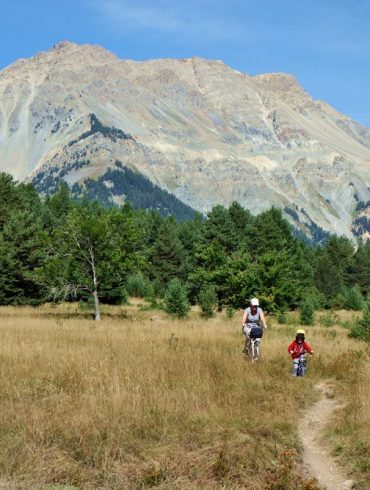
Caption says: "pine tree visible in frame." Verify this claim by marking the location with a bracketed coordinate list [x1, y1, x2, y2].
[203, 205, 240, 253]
[339, 286, 364, 311]
[198, 285, 217, 318]
[248, 207, 291, 257]
[350, 295, 370, 342]
[349, 242, 370, 296]
[315, 251, 343, 305]
[126, 271, 153, 298]
[164, 279, 190, 317]
[315, 236, 355, 305]
[45, 181, 72, 227]
[0, 208, 47, 304]
[149, 218, 189, 291]
[299, 295, 315, 325]
[0, 173, 24, 231]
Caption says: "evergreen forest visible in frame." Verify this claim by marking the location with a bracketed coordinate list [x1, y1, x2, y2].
[0, 172, 369, 316]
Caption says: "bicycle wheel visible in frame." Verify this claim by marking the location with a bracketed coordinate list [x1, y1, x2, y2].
[253, 341, 260, 361]
[297, 359, 305, 376]
[256, 341, 260, 359]
[247, 338, 253, 358]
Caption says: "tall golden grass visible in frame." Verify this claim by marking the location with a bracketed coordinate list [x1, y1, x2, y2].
[0, 303, 367, 489]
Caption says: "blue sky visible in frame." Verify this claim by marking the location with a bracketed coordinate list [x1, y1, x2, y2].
[2, 0, 370, 126]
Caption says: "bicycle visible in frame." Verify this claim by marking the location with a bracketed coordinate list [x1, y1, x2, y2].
[295, 353, 308, 377]
[249, 336, 261, 361]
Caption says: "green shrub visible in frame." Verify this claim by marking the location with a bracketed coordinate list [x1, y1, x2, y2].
[164, 279, 190, 318]
[126, 272, 153, 298]
[305, 287, 324, 309]
[119, 286, 128, 305]
[226, 304, 235, 320]
[198, 285, 217, 319]
[148, 295, 162, 310]
[79, 297, 95, 310]
[350, 296, 370, 342]
[350, 321, 370, 342]
[320, 310, 337, 327]
[340, 319, 353, 330]
[299, 295, 315, 325]
[339, 286, 364, 311]
[277, 308, 288, 324]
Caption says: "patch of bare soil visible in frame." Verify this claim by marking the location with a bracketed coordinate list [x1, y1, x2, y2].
[299, 381, 356, 490]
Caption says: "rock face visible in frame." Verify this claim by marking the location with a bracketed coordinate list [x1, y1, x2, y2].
[1, 41, 370, 239]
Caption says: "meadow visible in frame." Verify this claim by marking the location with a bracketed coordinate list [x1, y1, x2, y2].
[0, 303, 368, 489]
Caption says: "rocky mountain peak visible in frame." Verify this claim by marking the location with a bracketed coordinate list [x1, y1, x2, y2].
[0, 42, 369, 241]
[52, 40, 79, 51]
[252, 72, 312, 107]
[253, 72, 300, 89]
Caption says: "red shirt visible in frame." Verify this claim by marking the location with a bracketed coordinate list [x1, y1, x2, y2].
[288, 340, 312, 359]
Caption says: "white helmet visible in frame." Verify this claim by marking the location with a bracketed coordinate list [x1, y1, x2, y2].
[250, 297, 259, 306]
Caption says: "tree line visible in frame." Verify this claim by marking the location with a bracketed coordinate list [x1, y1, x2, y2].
[0, 172, 369, 320]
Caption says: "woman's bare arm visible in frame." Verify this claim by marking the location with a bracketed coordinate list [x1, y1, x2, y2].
[242, 311, 247, 325]
[260, 310, 268, 329]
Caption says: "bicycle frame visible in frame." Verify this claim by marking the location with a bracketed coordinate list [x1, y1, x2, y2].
[296, 353, 307, 376]
[248, 337, 261, 361]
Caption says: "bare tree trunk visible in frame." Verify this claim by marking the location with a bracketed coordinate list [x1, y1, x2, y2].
[90, 246, 101, 321]
[93, 289, 101, 321]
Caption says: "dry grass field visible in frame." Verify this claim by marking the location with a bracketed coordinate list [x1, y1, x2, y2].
[0, 302, 368, 489]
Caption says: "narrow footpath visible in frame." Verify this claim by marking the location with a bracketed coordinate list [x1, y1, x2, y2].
[299, 381, 356, 490]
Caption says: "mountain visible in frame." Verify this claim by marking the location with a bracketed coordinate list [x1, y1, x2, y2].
[1, 41, 369, 238]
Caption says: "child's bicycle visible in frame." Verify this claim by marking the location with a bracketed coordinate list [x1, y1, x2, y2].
[296, 353, 308, 377]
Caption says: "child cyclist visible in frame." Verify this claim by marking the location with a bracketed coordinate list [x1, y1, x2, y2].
[288, 329, 314, 376]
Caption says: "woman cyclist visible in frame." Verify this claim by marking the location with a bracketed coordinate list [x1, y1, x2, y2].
[241, 298, 268, 356]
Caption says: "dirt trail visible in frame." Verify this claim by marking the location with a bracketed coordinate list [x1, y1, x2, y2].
[299, 380, 356, 490]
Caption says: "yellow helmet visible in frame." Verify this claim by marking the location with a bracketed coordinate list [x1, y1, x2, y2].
[296, 329, 305, 335]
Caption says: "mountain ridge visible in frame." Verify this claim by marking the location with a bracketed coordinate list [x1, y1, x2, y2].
[0, 41, 369, 240]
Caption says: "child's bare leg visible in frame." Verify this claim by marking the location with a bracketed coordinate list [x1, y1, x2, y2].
[292, 360, 298, 376]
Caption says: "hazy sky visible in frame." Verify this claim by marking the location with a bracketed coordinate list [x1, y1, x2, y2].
[2, 0, 370, 126]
